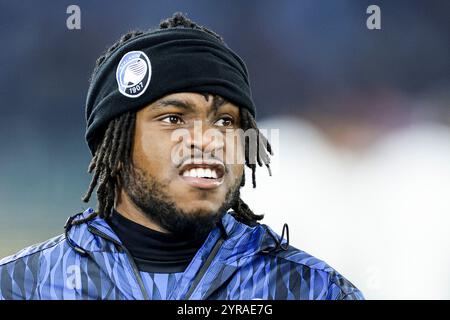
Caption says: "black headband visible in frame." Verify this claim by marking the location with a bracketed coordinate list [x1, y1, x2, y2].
[85, 28, 256, 155]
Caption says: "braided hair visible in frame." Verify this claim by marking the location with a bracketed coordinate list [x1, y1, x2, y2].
[78, 12, 273, 226]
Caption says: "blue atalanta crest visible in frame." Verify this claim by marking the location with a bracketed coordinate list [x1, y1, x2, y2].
[116, 51, 151, 98]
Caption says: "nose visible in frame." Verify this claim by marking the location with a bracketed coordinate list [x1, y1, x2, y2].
[184, 120, 225, 157]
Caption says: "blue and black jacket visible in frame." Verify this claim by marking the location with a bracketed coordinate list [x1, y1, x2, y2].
[0, 208, 364, 300]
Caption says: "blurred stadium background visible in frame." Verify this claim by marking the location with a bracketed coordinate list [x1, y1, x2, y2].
[0, 0, 449, 299]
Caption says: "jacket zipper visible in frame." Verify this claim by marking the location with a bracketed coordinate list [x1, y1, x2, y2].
[184, 235, 225, 300]
[87, 226, 150, 300]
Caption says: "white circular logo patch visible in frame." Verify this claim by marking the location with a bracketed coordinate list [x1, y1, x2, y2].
[116, 51, 151, 98]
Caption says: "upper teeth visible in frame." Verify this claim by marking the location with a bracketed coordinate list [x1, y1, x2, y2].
[182, 168, 218, 179]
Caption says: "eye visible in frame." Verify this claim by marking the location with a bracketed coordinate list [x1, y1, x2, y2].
[215, 116, 234, 127]
[161, 115, 183, 125]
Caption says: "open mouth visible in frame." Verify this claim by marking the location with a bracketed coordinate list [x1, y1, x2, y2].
[179, 160, 225, 189]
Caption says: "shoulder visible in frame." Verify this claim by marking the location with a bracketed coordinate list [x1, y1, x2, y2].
[255, 223, 364, 300]
[0, 234, 66, 268]
[274, 246, 364, 300]
[268, 244, 364, 300]
[0, 234, 69, 299]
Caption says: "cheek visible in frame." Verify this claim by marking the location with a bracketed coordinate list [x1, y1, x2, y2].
[222, 131, 244, 184]
[133, 127, 174, 177]
[230, 164, 244, 183]
[223, 129, 245, 165]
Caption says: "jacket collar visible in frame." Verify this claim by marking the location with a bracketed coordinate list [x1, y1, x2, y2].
[65, 207, 285, 257]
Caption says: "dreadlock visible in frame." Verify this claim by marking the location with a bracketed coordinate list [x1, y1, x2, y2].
[78, 12, 273, 227]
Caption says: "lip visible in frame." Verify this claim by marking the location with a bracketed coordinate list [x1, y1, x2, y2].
[179, 159, 225, 190]
[179, 175, 224, 189]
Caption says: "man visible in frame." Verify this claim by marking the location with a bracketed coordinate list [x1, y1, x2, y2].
[0, 13, 363, 300]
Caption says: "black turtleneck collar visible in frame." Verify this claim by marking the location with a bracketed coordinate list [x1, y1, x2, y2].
[105, 208, 206, 273]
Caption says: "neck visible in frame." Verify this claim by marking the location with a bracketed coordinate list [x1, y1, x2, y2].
[115, 188, 169, 233]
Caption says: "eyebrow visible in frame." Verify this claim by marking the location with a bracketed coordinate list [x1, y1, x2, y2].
[155, 99, 196, 112]
[154, 96, 229, 113]
[211, 95, 227, 110]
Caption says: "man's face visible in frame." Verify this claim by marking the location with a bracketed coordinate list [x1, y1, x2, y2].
[120, 92, 244, 238]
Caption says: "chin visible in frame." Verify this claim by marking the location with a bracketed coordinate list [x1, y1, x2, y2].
[180, 201, 223, 216]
